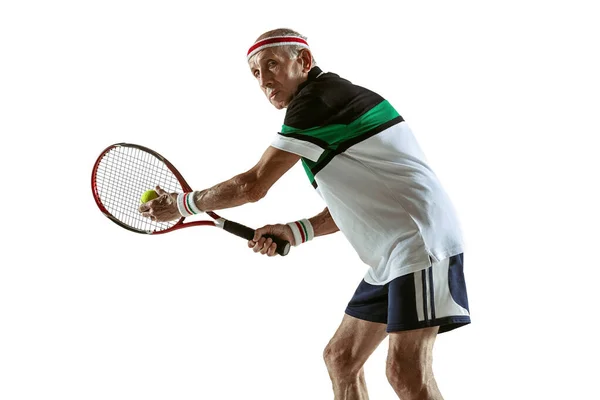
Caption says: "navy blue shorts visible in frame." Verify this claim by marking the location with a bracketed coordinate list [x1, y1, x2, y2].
[345, 254, 470, 333]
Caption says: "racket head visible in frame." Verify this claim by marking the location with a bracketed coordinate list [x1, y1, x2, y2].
[91, 143, 192, 234]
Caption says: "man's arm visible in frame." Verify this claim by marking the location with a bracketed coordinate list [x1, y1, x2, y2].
[309, 207, 339, 237]
[249, 206, 339, 256]
[193, 146, 300, 211]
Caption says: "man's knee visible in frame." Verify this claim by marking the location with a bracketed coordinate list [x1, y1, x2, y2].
[323, 341, 362, 379]
[386, 339, 438, 399]
[386, 354, 431, 395]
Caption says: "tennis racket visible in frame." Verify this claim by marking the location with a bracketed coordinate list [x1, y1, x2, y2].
[91, 143, 291, 256]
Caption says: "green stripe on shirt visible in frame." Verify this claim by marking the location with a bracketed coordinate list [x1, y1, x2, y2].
[280, 100, 400, 147]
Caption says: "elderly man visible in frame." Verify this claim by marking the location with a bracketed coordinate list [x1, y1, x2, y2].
[140, 28, 470, 400]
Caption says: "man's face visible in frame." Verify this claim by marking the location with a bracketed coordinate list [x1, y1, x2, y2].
[248, 47, 309, 109]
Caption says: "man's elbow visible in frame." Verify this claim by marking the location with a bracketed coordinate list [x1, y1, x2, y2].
[245, 184, 268, 203]
[236, 172, 268, 203]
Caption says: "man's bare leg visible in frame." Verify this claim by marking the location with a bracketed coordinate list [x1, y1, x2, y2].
[323, 314, 388, 400]
[386, 326, 443, 400]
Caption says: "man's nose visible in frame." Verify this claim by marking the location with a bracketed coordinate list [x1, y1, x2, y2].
[259, 71, 273, 88]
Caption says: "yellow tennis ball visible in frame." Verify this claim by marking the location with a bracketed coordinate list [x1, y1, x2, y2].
[140, 189, 159, 204]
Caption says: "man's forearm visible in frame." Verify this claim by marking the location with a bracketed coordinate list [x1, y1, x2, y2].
[192, 172, 264, 212]
[309, 207, 339, 237]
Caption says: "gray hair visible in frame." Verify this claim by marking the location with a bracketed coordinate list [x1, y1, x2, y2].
[250, 28, 317, 65]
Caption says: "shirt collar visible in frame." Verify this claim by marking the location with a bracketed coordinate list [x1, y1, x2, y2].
[295, 66, 323, 95]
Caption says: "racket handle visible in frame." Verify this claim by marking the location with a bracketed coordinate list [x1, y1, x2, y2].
[223, 220, 291, 256]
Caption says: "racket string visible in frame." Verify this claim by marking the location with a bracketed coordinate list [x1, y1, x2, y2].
[95, 146, 183, 232]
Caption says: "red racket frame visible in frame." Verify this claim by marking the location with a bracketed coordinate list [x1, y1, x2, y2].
[92, 143, 235, 234]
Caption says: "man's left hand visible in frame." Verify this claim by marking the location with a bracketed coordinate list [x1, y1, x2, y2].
[139, 186, 180, 222]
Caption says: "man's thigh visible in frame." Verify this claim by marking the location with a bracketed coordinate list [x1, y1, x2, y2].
[386, 327, 442, 398]
[387, 326, 439, 364]
[388, 326, 439, 355]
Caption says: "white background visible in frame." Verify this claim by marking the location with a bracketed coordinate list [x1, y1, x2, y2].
[1, 1, 599, 399]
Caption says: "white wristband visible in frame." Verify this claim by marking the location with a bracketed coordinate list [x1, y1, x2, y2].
[177, 192, 202, 217]
[287, 218, 314, 246]
[188, 191, 202, 214]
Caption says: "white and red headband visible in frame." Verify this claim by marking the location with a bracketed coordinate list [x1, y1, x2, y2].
[247, 36, 310, 61]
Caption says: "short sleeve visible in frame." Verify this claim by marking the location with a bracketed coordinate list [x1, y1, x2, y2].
[270, 93, 339, 162]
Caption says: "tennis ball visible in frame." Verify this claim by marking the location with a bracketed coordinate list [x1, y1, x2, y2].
[140, 189, 159, 204]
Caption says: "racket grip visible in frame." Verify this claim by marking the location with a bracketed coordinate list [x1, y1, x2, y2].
[223, 220, 290, 256]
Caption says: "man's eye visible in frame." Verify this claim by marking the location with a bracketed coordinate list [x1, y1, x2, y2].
[268, 61, 276, 68]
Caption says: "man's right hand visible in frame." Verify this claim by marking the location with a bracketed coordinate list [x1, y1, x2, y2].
[248, 224, 295, 257]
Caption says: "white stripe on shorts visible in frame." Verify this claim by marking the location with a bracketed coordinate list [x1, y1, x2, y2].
[414, 258, 469, 323]
[414, 270, 427, 322]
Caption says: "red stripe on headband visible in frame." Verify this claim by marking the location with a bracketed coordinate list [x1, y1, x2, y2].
[247, 37, 309, 57]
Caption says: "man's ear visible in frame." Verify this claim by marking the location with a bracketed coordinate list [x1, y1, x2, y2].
[298, 49, 312, 73]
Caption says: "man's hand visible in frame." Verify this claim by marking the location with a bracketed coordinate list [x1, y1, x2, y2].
[248, 224, 295, 257]
[139, 186, 180, 222]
